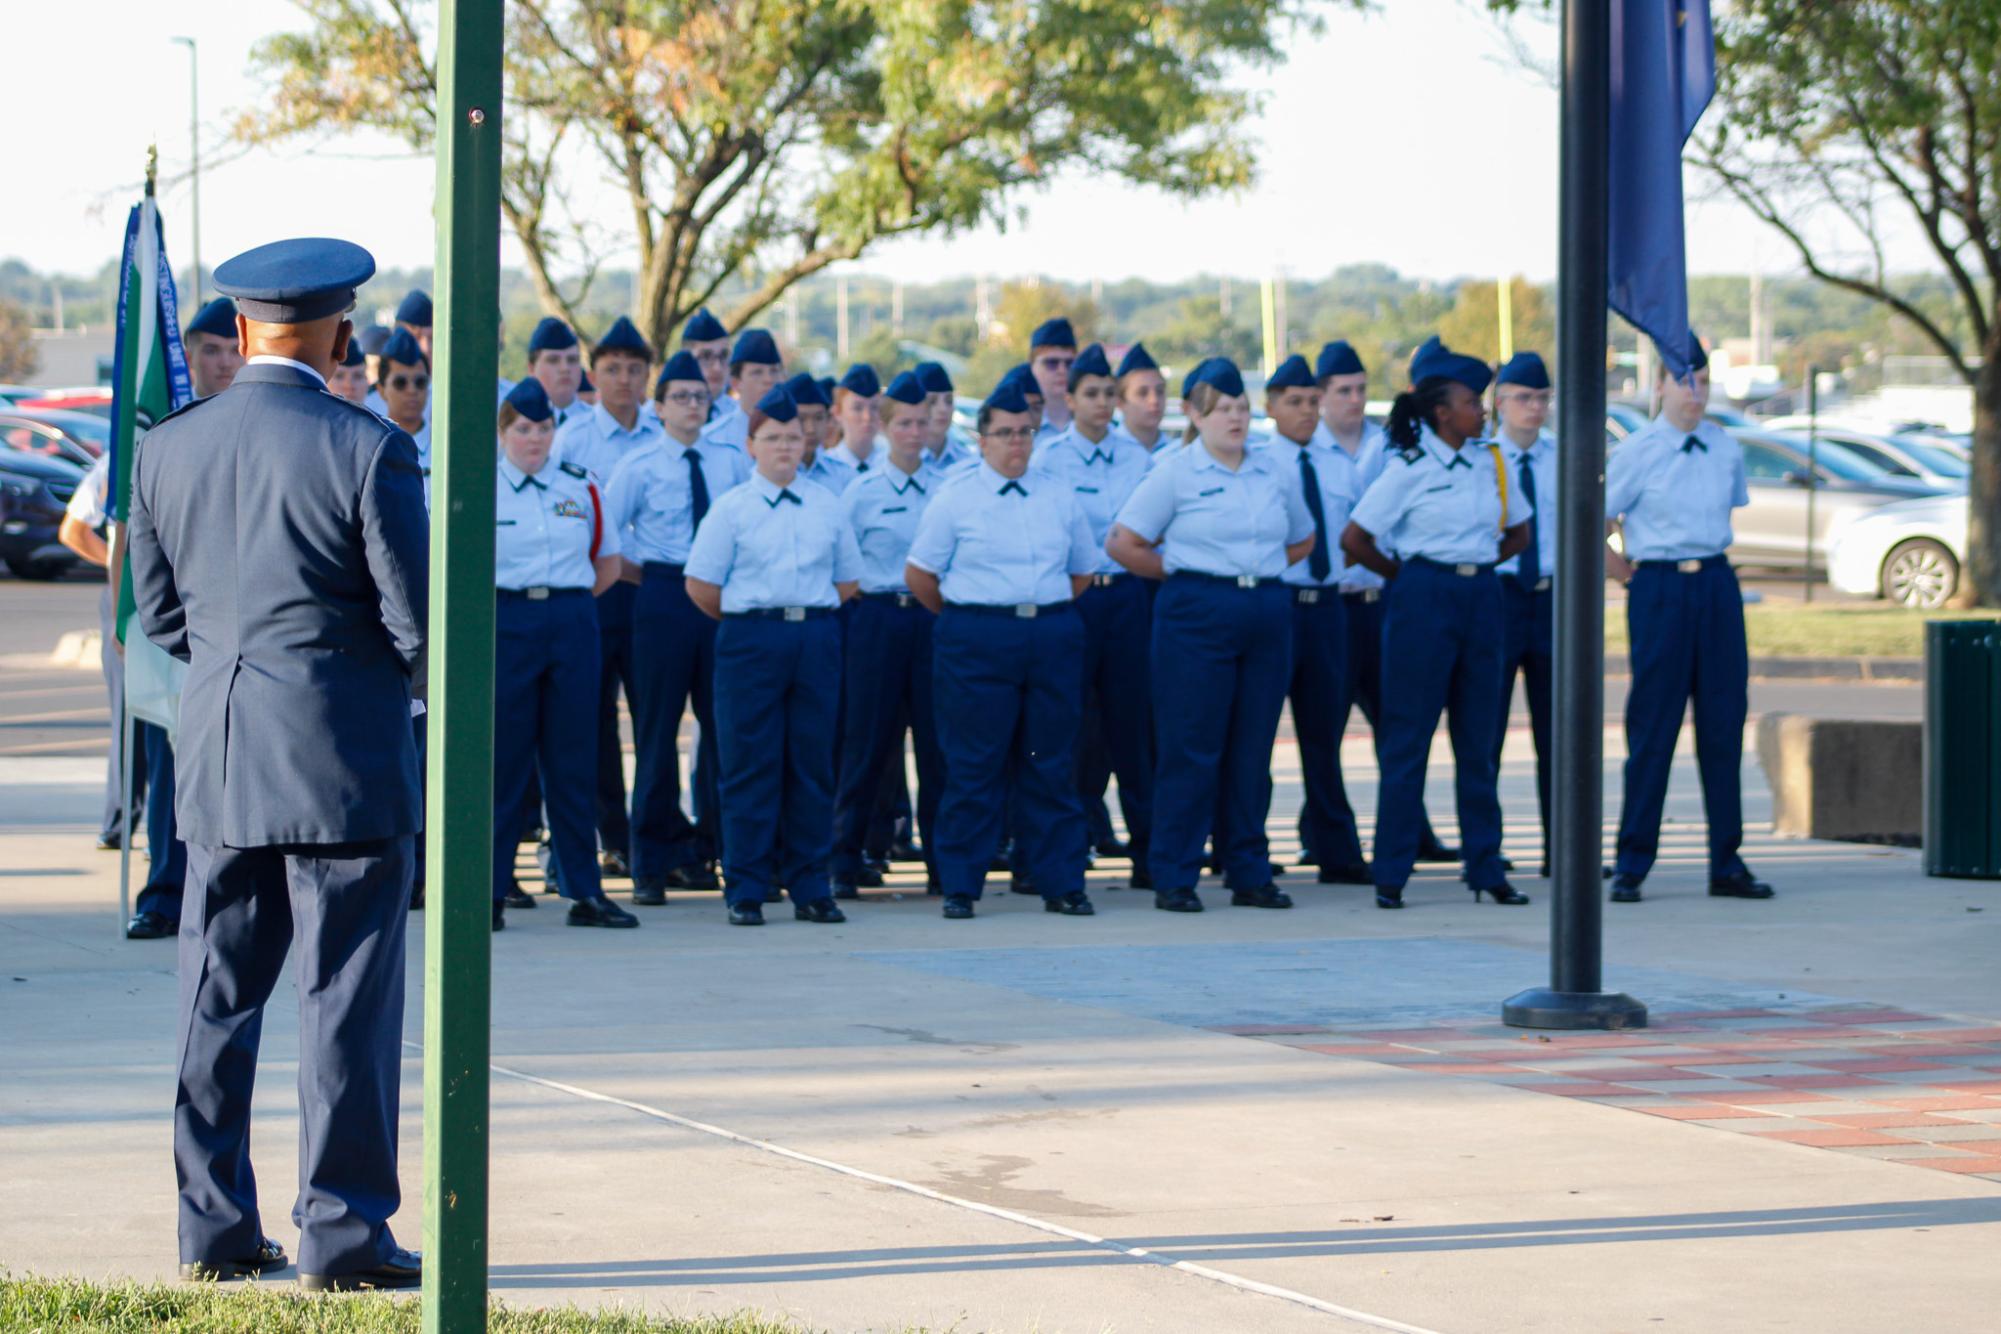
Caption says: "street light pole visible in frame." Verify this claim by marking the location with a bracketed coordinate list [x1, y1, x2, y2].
[171, 37, 201, 308]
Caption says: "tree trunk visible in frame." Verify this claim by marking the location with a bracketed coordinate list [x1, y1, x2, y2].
[1960, 329, 2001, 608]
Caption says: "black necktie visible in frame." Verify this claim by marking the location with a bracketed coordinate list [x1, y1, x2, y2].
[775, 488, 802, 506]
[999, 479, 1027, 497]
[685, 449, 710, 526]
[1515, 453, 1540, 592]
[1446, 450, 1472, 470]
[1682, 434, 1707, 453]
[856, 459, 870, 473]
[1297, 449, 1331, 582]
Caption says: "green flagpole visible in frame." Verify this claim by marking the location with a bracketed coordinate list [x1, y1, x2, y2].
[423, 0, 502, 1328]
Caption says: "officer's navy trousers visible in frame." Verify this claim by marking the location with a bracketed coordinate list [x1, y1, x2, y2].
[1285, 589, 1359, 870]
[1615, 556, 1749, 880]
[593, 581, 638, 856]
[493, 589, 603, 903]
[834, 595, 941, 880]
[1372, 559, 1507, 892]
[629, 563, 721, 878]
[1494, 579, 1555, 861]
[1073, 575, 1154, 863]
[174, 836, 411, 1275]
[713, 613, 841, 906]
[931, 605, 1086, 899]
[1149, 576, 1291, 891]
[135, 723, 187, 921]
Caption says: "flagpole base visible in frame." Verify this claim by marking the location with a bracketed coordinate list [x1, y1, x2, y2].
[1502, 988, 1648, 1031]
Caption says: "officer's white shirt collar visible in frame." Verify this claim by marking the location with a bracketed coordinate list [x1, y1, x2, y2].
[247, 353, 328, 389]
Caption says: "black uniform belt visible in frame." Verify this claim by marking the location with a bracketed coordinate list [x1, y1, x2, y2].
[1341, 588, 1383, 604]
[1290, 587, 1341, 604]
[1406, 555, 1496, 577]
[1083, 572, 1133, 588]
[1636, 554, 1728, 573]
[723, 607, 835, 621]
[859, 591, 923, 608]
[497, 586, 590, 601]
[1171, 570, 1280, 589]
[945, 601, 1071, 619]
[641, 561, 687, 576]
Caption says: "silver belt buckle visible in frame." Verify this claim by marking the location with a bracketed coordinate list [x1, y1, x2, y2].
[1676, 559, 1702, 574]
[1235, 575, 1258, 589]
[1534, 577, 1552, 592]
[1296, 589, 1319, 604]
[526, 586, 550, 601]
[897, 593, 915, 608]
[783, 606, 806, 622]
[1014, 603, 1038, 619]
[1362, 588, 1382, 603]
[1454, 563, 1478, 577]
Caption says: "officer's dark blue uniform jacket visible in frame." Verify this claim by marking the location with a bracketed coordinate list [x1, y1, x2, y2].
[127, 362, 430, 847]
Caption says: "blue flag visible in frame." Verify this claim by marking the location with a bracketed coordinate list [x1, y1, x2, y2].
[1609, 0, 1716, 377]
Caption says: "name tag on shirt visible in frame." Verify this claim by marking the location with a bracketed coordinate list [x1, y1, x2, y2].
[496, 519, 518, 526]
[1199, 486, 1226, 497]
[883, 505, 907, 515]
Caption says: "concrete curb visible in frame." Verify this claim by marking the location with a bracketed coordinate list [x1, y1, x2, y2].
[1605, 654, 1921, 683]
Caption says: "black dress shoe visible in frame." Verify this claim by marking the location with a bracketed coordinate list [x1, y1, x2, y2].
[1010, 872, 1039, 896]
[1375, 888, 1405, 910]
[1093, 836, 1131, 860]
[1045, 891, 1095, 916]
[1609, 874, 1644, 903]
[599, 849, 631, 878]
[1230, 885, 1294, 909]
[298, 1247, 421, 1292]
[568, 895, 639, 928]
[1710, 870, 1776, 899]
[942, 895, 976, 919]
[1153, 887, 1203, 913]
[491, 901, 506, 932]
[728, 902, 765, 926]
[503, 887, 538, 910]
[1540, 862, 1551, 878]
[1317, 863, 1371, 885]
[665, 863, 721, 891]
[854, 866, 885, 889]
[832, 880, 860, 900]
[889, 837, 924, 863]
[1127, 867, 1153, 891]
[630, 877, 667, 906]
[125, 911, 176, 940]
[180, 1236, 288, 1282]
[794, 898, 847, 924]
[1415, 838, 1461, 863]
[1472, 882, 1531, 905]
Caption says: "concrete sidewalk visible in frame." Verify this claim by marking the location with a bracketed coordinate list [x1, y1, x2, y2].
[3, 742, 1998, 1333]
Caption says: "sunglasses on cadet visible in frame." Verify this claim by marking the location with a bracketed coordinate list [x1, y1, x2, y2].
[387, 374, 428, 391]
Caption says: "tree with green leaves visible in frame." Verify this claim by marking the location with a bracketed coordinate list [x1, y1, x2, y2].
[241, 0, 1330, 353]
[0, 297, 37, 382]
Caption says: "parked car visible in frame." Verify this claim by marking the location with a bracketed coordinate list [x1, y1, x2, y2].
[0, 414, 98, 469]
[0, 448, 84, 580]
[12, 388, 112, 419]
[1758, 419, 1969, 488]
[1827, 493, 1965, 608]
[1606, 401, 1651, 442]
[0, 409, 107, 463]
[1722, 428, 1949, 571]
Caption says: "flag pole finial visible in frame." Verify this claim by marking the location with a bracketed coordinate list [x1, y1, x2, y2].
[145, 144, 158, 197]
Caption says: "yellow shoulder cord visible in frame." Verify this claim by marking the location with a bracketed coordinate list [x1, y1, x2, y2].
[1490, 443, 1508, 534]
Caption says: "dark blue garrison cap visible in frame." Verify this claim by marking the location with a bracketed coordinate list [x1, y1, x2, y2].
[358, 325, 392, 357]
[655, 350, 706, 391]
[1068, 343, 1113, 390]
[594, 316, 652, 359]
[184, 296, 238, 341]
[378, 327, 427, 368]
[681, 307, 728, 343]
[1180, 356, 1221, 399]
[340, 336, 366, 367]
[816, 376, 837, 401]
[999, 363, 1040, 399]
[752, 384, 799, 423]
[731, 328, 781, 366]
[503, 377, 554, 423]
[1193, 358, 1247, 399]
[984, 378, 1033, 416]
[1265, 354, 1315, 392]
[838, 364, 882, 398]
[212, 237, 375, 324]
[527, 316, 578, 355]
[1409, 336, 1492, 395]
[1497, 352, 1551, 389]
[395, 289, 433, 326]
[914, 361, 954, 394]
[1315, 340, 1365, 379]
[578, 370, 594, 393]
[1029, 317, 1077, 351]
[884, 371, 927, 406]
[1114, 342, 1159, 377]
[782, 372, 830, 407]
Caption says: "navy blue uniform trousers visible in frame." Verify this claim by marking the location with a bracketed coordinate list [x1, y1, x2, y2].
[713, 613, 841, 906]
[594, 581, 638, 856]
[1285, 589, 1359, 870]
[1073, 575, 1154, 863]
[1149, 576, 1291, 891]
[493, 589, 603, 903]
[1310, 591, 1441, 865]
[630, 563, 722, 878]
[1494, 579, 1555, 860]
[1372, 560, 1507, 892]
[135, 721, 188, 921]
[835, 595, 941, 880]
[1615, 557, 1749, 880]
[174, 837, 411, 1274]
[932, 605, 1087, 899]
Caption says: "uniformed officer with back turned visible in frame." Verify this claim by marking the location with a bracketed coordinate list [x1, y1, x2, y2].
[125, 237, 425, 1292]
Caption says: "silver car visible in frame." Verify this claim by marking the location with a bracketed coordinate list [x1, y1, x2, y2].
[1725, 429, 1949, 571]
[1758, 419, 1969, 488]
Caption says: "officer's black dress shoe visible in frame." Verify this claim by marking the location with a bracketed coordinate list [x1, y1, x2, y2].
[126, 911, 176, 940]
[1710, 870, 1775, 899]
[854, 865, 885, 888]
[180, 1237, 288, 1282]
[1415, 838, 1461, 863]
[630, 877, 667, 906]
[1093, 835, 1131, 860]
[832, 880, 860, 900]
[1375, 888, 1405, 910]
[889, 837, 924, 863]
[1317, 862, 1371, 885]
[569, 895, 639, 928]
[1045, 890, 1095, 916]
[1153, 887, 1203, 913]
[1127, 867, 1153, 891]
[491, 901, 506, 932]
[665, 863, 721, 891]
[728, 902, 765, 926]
[97, 830, 123, 851]
[1472, 882, 1531, 905]
[1230, 885, 1294, 909]
[503, 886, 538, 910]
[599, 849, 631, 878]
[794, 899, 847, 924]
[1609, 874, 1644, 903]
[942, 895, 976, 919]
[298, 1247, 421, 1292]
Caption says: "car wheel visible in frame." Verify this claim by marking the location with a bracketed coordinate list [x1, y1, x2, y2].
[1881, 538, 1957, 609]
[3, 556, 67, 582]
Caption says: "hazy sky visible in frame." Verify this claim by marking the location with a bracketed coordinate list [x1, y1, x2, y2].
[15, 0, 1934, 287]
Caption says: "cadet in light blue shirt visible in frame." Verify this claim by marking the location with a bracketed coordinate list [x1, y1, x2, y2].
[554, 318, 663, 484]
[826, 364, 884, 474]
[372, 328, 432, 503]
[1604, 336, 1769, 904]
[1027, 318, 1078, 446]
[1489, 352, 1559, 873]
[905, 378, 1100, 919]
[684, 384, 862, 926]
[1033, 342, 1156, 884]
[1342, 337, 1532, 910]
[916, 361, 973, 471]
[783, 372, 857, 496]
[698, 328, 783, 453]
[1112, 342, 1172, 454]
[1109, 357, 1316, 913]
[523, 316, 589, 430]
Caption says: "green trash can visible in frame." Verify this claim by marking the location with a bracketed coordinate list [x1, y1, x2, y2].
[1924, 620, 2001, 878]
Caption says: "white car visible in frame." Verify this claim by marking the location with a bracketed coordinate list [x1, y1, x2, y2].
[1826, 493, 1966, 608]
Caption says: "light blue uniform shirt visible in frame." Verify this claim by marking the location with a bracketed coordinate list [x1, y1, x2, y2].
[799, 451, 859, 497]
[925, 435, 975, 473]
[1030, 425, 1154, 576]
[554, 403, 665, 485]
[1605, 416, 1748, 561]
[840, 456, 942, 593]
[1349, 427, 1533, 566]
[1322, 421, 1391, 592]
[1114, 441, 1317, 579]
[495, 456, 617, 590]
[1494, 429, 1558, 579]
[699, 399, 750, 452]
[602, 436, 751, 566]
[1271, 431, 1362, 589]
[824, 440, 881, 476]
[907, 463, 1099, 606]
[684, 470, 862, 612]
